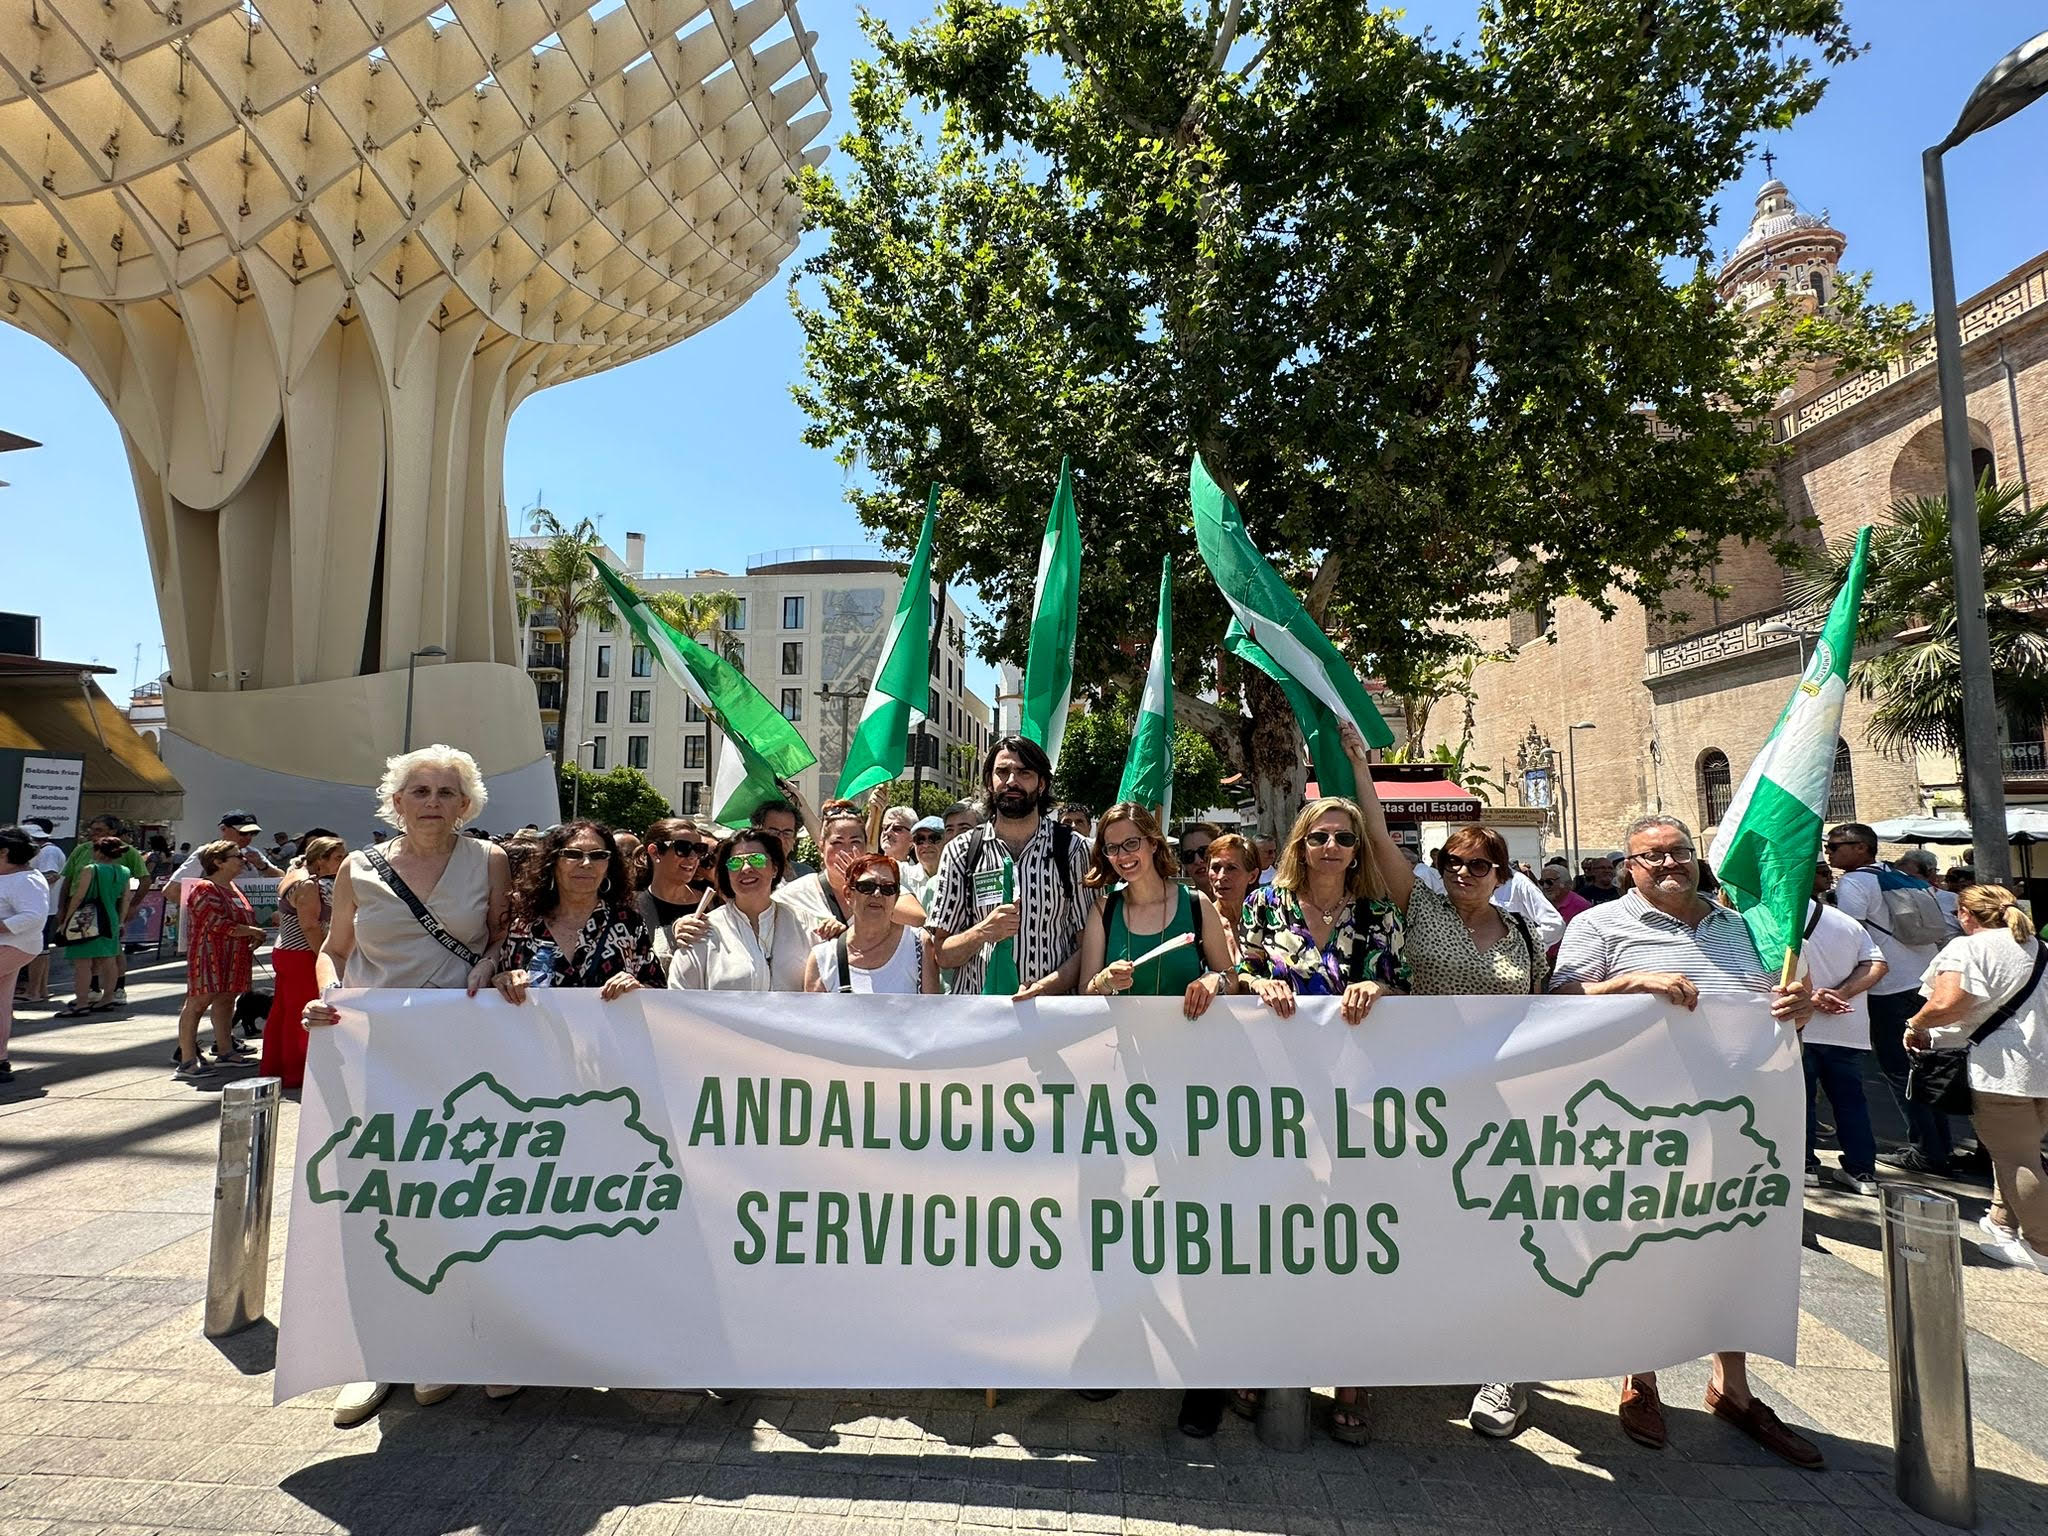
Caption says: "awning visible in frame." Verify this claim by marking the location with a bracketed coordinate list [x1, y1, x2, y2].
[0, 677, 182, 795]
[1870, 809, 2048, 846]
[1367, 767, 1483, 822]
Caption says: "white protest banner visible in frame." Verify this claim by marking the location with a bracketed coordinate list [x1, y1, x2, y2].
[275, 991, 1803, 1402]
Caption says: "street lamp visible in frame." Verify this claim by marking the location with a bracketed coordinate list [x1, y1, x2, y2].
[1757, 620, 1819, 675]
[1566, 721, 1596, 873]
[571, 738, 597, 821]
[1924, 28, 2048, 887]
[816, 676, 871, 786]
[402, 645, 447, 752]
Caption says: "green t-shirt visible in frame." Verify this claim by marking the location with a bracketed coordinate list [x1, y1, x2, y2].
[61, 843, 149, 896]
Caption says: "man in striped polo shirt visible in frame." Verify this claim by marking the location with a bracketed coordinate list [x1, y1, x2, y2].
[1551, 813, 1822, 1470]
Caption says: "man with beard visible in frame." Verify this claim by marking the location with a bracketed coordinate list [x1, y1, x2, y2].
[928, 736, 1092, 998]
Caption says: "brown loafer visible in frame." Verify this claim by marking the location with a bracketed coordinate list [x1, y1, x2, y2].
[1618, 1374, 1666, 1449]
[1706, 1386, 1824, 1469]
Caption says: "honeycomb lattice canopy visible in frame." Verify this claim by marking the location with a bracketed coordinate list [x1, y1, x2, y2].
[0, 0, 828, 727]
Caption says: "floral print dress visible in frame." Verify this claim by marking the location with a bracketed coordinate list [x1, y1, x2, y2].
[1236, 884, 1410, 994]
[499, 905, 666, 989]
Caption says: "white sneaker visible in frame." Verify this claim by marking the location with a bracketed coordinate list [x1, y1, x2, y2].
[1974, 1217, 2045, 1270]
[412, 1382, 458, 1405]
[1469, 1381, 1527, 1437]
[332, 1381, 390, 1427]
[485, 1384, 525, 1400]
[1980, 1211, 2022, 1246]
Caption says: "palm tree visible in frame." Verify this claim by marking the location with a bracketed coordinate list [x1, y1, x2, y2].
[645, 591, 743, 658]
[1788, 480, 2048, 763]
[509, 509, 618, 767]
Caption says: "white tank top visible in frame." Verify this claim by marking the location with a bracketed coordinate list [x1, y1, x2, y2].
[810, 928, 925, 994]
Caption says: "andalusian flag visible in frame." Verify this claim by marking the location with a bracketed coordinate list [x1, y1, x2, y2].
[1117, 556, 1175, 820]
[836, 487, 939, 798]
[1020, 456, 1081, 769]
[588, 556, 815, 825]
[1191, 454, 1393, 788]
[1708, 526, 1873, 976]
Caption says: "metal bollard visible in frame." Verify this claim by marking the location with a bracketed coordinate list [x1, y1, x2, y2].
[1255, 1387, 1311, 1452]
[204, 1076, 283, 1338]
[1882, 1185, 1976, 1529]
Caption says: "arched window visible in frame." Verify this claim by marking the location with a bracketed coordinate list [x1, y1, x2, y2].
[1698, 750, 1733, 828]
[1972, 446, 1996, 490]
[1827, 739, 1857, 822]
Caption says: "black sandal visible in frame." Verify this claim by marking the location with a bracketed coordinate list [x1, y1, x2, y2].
[1229, 1388, 1262, 1420]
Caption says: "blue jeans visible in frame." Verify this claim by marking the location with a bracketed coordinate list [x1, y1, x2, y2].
[1804, 1041, 1876, 1177]
[1869, 989, 1955, 1164]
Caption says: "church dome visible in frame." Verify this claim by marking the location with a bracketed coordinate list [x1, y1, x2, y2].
[1718, 178, 1847, 314]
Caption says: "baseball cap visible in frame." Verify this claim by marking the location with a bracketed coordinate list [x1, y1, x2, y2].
[25, 819, 54, 839]
[220, 810, 263, 832]
[912, 815, 946, 834]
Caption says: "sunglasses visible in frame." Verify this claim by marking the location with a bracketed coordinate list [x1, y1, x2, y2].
[726, 853, 770, 871]
[557, 848, 609, 866]
[850, 878, 899, 897]
[1304, 830, 1359, 848]
[653, 839, 708, 858]
[1442, 856, 1500, 877]
[911, 831, 942, 843]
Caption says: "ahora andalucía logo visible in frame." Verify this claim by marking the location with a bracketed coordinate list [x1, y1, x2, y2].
[305, 1072, 678, 1294]
[1451, 1080, 1790, 1298]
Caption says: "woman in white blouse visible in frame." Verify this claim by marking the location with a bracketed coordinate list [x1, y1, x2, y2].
[668, 830, 810, 992]
[0, 824, 52, 1084]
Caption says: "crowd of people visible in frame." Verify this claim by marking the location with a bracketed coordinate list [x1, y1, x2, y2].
[5, 728, 2043, 1459]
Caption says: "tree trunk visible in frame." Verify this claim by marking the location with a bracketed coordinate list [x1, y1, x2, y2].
[1243, 669, 1305, 838]
[554, 614, 576, 770]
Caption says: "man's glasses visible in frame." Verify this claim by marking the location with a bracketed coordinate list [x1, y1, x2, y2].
[557, 848, 608, 866]
[1304, 830, 1359, 848]
[1627, 848, 1694, 867]
[1443, 856, 1501, 877]
[652, 839, 707, 858]
[726, 853, 770, 871]
[850, 878, 899, 897]
[1103, 835, 1148, 857]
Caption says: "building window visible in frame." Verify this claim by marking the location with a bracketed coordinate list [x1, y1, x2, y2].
[599, 613, 614, 633]
[726, 642, 746, 675]
[593, 690, 609, 724]
[627, 735, 649, 770]
[929, 687, 939, 718]
[678, 782, 703, 814]
[783, 596, 805, 629]
[729, 598, 746, 631]
[684, 734, 706, 769]
[589, 737, 608, 771]
[631, 644, 652, 677]
[1972, 446, 1997, 490]
[685, 697, 704, 723]
[781, 688, 802, 722]
[1698, 749, 1732, 828]
[596, 644, 612, 678]
[782, 641, 803, 676]
[1826, 739, 1857, 822]
[630, 690, 651, 724]
[1507, 601, 1553, 650]
[945, 702, 954, 733]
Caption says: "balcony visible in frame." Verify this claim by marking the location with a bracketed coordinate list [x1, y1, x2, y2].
[526, 643, 565, 673]
[527, 607, 562, 635]
[2004, 740, 2047, 778]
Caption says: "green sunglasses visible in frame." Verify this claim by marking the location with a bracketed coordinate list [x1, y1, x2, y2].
[725, 853, 770, 871]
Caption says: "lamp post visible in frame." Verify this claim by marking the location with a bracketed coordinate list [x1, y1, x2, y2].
[816, 676, 871, 791]
[571, 738, 596, 821]
[1757, 619, 1819, 675]
[1567, 721, 1596, 873]
[402, 645, 447, 752]
[1924, 29, 2048, 886]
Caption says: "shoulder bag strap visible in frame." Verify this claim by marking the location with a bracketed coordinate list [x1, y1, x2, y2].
[362, 845, 483, 968]
[1805, 901, 1825, 940]
[834, 934, 852, 993]
[1966, 941, 2048, 1047]
[1506, 911, 1541, 994]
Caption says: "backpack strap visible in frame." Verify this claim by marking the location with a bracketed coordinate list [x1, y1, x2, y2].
[1804, 901, 1826, 940]
[1050, 820, 1078, 906]
[1966, 941, 2048, 1048]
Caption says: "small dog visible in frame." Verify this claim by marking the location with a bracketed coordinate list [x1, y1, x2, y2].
[232, 991, 272, 1039]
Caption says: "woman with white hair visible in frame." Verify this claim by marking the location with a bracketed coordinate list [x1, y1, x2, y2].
[300, 744, 511, 1428]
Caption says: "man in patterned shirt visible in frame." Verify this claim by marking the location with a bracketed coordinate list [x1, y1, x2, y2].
[1551, 813, 1820, 1469]
[927, 737, 1092, 998]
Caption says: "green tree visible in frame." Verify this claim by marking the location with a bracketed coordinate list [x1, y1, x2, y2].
[792, 0, 1910, 828]
[556, 764, 673, 834]
[1789, 481, 2048, 764]
[510, 509, 618, 769]
[1054, 701, 1226, 823]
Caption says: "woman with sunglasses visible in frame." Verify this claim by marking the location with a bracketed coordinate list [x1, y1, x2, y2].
[491, 821, 665, 1003]
[802, 853, 939, 994]
[637, 817, 717, 969]
[669, 830, 812, 991]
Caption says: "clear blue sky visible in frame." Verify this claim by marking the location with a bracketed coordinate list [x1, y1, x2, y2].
[3, 0, 2043, 706]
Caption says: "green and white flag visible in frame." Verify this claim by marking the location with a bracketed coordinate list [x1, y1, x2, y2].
[1708, 526, 1873, 976]
[1020, 456, 1082, 769]
[588, 555, 816, 826]
[1117, 555, 1176, 821]
[1225, 619, 1357, 799]
[837, 487, 939, 799]
[1191, 454, 1393, 773]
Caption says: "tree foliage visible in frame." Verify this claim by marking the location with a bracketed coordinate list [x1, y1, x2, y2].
[555, 763, 673, 833]
[792, 0, 1906, 825]
[1789, 481, 2048, 762]
[510, 508, 618, 768]
[1054, 700, 1227, 822]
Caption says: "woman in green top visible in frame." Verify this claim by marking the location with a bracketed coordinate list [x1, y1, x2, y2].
[56, 837, 134, 1015]
[1074, 802, 1240, 1440]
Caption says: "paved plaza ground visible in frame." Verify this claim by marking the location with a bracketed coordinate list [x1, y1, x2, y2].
[5, 958, 2048, 1536]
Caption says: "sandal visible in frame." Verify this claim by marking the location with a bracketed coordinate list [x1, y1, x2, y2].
[1229, 1388, 1262, 1421]
[53, 1005, 92, 1018]
[1329, 1389, 1371, 1446]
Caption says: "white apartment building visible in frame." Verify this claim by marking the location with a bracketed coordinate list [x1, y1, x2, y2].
[517, 534, 992, 818]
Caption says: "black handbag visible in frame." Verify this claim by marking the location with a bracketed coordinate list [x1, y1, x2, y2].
[1905, 941, 2048, 1116]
